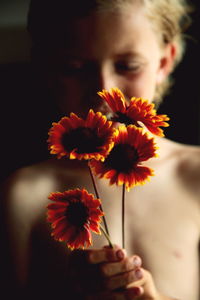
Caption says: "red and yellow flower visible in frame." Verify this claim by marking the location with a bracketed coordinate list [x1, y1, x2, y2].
[90, 125, 158, 190]
[47, 188, 104, 250]
[98, 87, 169, 137]
[48, 109, 114, 161]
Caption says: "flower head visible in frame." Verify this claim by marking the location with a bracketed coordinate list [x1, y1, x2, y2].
[48, 109, 114, 161]
[98, 88, 169, 137]
[47, 188, 104, 250]
[90, 125, 157, 190]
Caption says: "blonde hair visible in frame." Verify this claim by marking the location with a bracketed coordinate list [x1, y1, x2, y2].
[95, 0, 193, 102]
[143, 0, 193, 102]
[27, 0, 193, 102]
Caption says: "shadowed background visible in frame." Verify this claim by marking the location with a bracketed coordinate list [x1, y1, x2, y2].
[0, 0, 199, 181]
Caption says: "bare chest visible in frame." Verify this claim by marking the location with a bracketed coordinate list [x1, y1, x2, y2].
[93, 175, 200, 299]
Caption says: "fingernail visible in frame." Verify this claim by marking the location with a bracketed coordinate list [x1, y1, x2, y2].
[133, 256, 141, 267]
[135, 268, 143, 280]
[128, 287, 141, 297]
[116, 249, 125, 260]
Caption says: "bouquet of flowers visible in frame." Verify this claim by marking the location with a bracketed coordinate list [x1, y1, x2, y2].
[46, 88, 169, 250]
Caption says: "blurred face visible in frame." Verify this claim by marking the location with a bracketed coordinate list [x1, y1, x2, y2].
[46, 4, 171, 117]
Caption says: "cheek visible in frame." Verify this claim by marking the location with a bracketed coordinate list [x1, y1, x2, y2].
[124, 71, 157, 102]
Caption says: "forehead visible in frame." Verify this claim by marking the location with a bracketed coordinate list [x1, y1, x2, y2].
[60, 5, 160, 59]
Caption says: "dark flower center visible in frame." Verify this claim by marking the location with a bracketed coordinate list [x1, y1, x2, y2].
[62, 127, 103, 153]
[104, 143, 139, 172]
[66, 200, 89, 227]
[112, 112, 136, 126]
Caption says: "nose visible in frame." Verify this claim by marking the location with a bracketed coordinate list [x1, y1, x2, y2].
[96, 63, 118, 91]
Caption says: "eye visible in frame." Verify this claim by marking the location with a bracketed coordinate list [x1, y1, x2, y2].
[115, 61, 142, 74]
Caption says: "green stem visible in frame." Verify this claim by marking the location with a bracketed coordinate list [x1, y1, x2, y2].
[87, 163, 110, 238]
[100, 224, 113, 248]
[122, 183, 126, 249]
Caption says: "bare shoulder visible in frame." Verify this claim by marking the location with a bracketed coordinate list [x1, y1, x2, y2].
[1, 160, 57, 223]
[171, 140, 200, 185]
[1, 158, 90, 223]
[160, 138, 200, 197]
[0, 159, 88, 287]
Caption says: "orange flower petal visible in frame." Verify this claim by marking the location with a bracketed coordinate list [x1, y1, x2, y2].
[47, 110, 115, 161]
[97, 88, 169, 136]
[98, 88, 127, 113]
[90, 125, 157, 190]
[47, 189, 103, 249]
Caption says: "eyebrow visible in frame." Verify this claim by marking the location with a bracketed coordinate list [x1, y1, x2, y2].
[114, 52, 146, 60]
[58, 50, 147, 63]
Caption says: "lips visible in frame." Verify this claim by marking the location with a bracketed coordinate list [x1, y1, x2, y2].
[93, 101, 114, 119]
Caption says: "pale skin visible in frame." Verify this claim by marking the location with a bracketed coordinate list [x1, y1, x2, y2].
[1, 3, 200, 300]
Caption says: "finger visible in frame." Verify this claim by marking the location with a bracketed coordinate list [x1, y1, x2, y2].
[83, 259, 141, 293]
[129, 268, 158, 299]
[87, 246, 127, 264]
[86, 286, 144, 300]
[103, 244, 121, 250]
[125, 286, 144, 299]
[103, 268, 143, 291]
[101, 255, 142, 277]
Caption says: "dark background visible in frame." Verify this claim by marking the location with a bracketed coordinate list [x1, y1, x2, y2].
[0, 0, 199, 182]
[158, 0, 200, 146]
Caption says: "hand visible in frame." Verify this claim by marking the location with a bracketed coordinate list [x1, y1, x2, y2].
[68, 245, 175, 300]
[67, 245, 144, 299]
[125, 268, 178, 300]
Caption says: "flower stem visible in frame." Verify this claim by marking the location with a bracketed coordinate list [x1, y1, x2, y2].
[122, 183, 126, 249]
[88, 163, 110, 238]
[100, 224, 113, 248]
